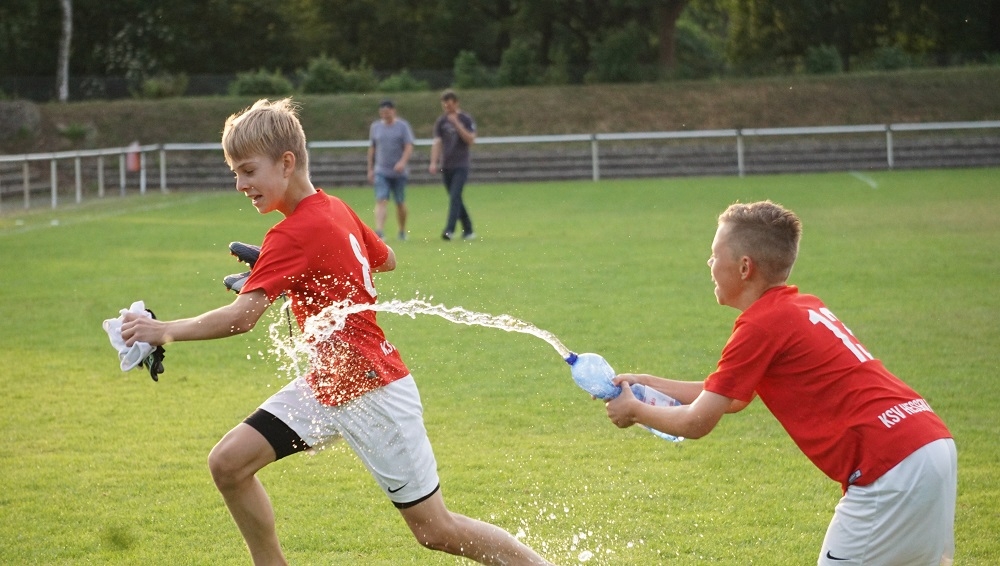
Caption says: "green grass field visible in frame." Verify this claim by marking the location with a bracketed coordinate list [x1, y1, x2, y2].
[1, 169, 998, 565]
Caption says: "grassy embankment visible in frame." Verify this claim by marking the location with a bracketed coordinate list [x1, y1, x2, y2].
[8, 66, 1000, 154]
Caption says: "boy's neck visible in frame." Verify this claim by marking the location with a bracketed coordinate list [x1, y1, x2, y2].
[278, 174, 317, 216]
[739, 281, 787, 311]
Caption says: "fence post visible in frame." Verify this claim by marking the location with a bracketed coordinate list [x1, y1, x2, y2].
[159, 146, 168, 192]
[23, 161, 30, 209]
[590, 134, 600, 182]
[119, 152, 126, 196]
[98, 155, 105, 197]
[736, 129, 745, 177]
[50, 158, 58, 209]
[139, 151, 147, 195]
[74, 155, 83, 203]
[49, 157, 59, 208]
[885, 125, 894, 170]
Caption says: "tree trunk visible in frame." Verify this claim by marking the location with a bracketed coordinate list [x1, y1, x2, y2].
[57, 0, 73, 102]
[657, 0, 688, 73]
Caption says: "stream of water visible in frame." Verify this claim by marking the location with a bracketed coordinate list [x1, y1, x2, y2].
[303, 297, 571, 358]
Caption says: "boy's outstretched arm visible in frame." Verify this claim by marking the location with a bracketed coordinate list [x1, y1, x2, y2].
[615, 373, 706, 405]
[605, 382, 738, 440]
[616, 373, 751, 412]
[121, 289, 272, 347]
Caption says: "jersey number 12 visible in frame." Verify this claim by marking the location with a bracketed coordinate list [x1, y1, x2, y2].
[808, 307, 874, 363]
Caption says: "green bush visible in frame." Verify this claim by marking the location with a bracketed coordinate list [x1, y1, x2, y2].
[542, 47, 573, 85]
[137, 73, 189, 99]
[587, 22, 655, 83]
[57, 122, 92, 144]
[342, 60, 380, 93]
[0, 100, 40, 148]
[298, 56, 378, 94]
[298, 56, 350, 94]
[803, 45, 843, 74]
[377, 69, 430, 92]
[869, 46, 912, 71]
[227, 68, 294, 96]
[453, 50, 495, 89]
[497, 41, 541, 87]
[673, 20, 727, 79]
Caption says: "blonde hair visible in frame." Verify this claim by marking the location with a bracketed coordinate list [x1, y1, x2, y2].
[222, 98, 309, 172]
[718, 200, 802, 282]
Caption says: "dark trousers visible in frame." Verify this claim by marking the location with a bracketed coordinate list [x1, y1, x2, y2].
[442, 167, 472, 236]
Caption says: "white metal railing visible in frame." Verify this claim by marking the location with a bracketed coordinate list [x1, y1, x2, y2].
[2, 121, 999, 211]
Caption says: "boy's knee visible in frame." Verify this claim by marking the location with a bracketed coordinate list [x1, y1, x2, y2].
[412, 526, 453, 553]
[408, 514, 461, 553]
[207, 444, 246, 490]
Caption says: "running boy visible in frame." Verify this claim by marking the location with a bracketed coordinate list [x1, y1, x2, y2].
[121, 98, 552, 566]
[603, 200, 956, 565]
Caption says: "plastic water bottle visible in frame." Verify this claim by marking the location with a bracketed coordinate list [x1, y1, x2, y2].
[565, 352, 621, 399]
[630, 383, 682, 407]
[565, 352, 683, 442]
[629, 383, 683, 441]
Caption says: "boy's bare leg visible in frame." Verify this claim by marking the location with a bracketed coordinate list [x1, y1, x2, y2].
[209, 424, 287, 566]
[399, 490, 553, 566]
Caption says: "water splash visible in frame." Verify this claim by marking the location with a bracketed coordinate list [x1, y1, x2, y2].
[301, 297, 571, 359]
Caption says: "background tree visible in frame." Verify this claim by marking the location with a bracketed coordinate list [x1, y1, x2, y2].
[655, 0, 690, 72]
[57, 0, 72, 102]
[1, 0, 998, 101]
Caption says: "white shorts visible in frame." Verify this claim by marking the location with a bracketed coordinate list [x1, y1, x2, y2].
[819, 438, 957, 566]
[258, 375, 440, 508]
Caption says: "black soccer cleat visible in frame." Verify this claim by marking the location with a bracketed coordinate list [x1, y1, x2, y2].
[224, 271, 251, 293]
[140, 309, 166, 381]
[229, 242, 260, 268]
[141, 346, 166, 382]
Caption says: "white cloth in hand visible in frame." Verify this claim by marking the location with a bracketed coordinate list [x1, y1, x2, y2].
[102, 300, 155, 371]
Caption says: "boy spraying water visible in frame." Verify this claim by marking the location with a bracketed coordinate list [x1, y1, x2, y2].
[604, 201, 955, 565]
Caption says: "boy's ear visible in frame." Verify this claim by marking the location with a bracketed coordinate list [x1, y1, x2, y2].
[281, 151, 296, 176]
[740, 256, 753, 280]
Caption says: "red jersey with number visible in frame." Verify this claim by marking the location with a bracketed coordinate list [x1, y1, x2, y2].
[241, 190, 409, 406]
[704, 286, 951, 491]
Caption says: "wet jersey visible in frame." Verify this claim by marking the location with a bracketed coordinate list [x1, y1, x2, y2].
[242, 190, 409, 405]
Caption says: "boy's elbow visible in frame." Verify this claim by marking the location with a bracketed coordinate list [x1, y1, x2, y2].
[679, 411, 723, 439]
[375, 249, 397, 272]
[231, 319, 257, 335]
[682, 425, 713, 440]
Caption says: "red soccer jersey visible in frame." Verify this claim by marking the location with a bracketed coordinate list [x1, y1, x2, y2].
[241, 190, 409, 406]
[704, 286, 951, 491]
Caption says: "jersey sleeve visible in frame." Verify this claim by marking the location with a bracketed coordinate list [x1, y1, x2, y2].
[704, 319, 786, 402]
[240, 226, 308, 302]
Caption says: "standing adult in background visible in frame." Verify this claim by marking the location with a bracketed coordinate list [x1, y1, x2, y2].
[367, 99, 414, 240]
[429, 89, 476, 241]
